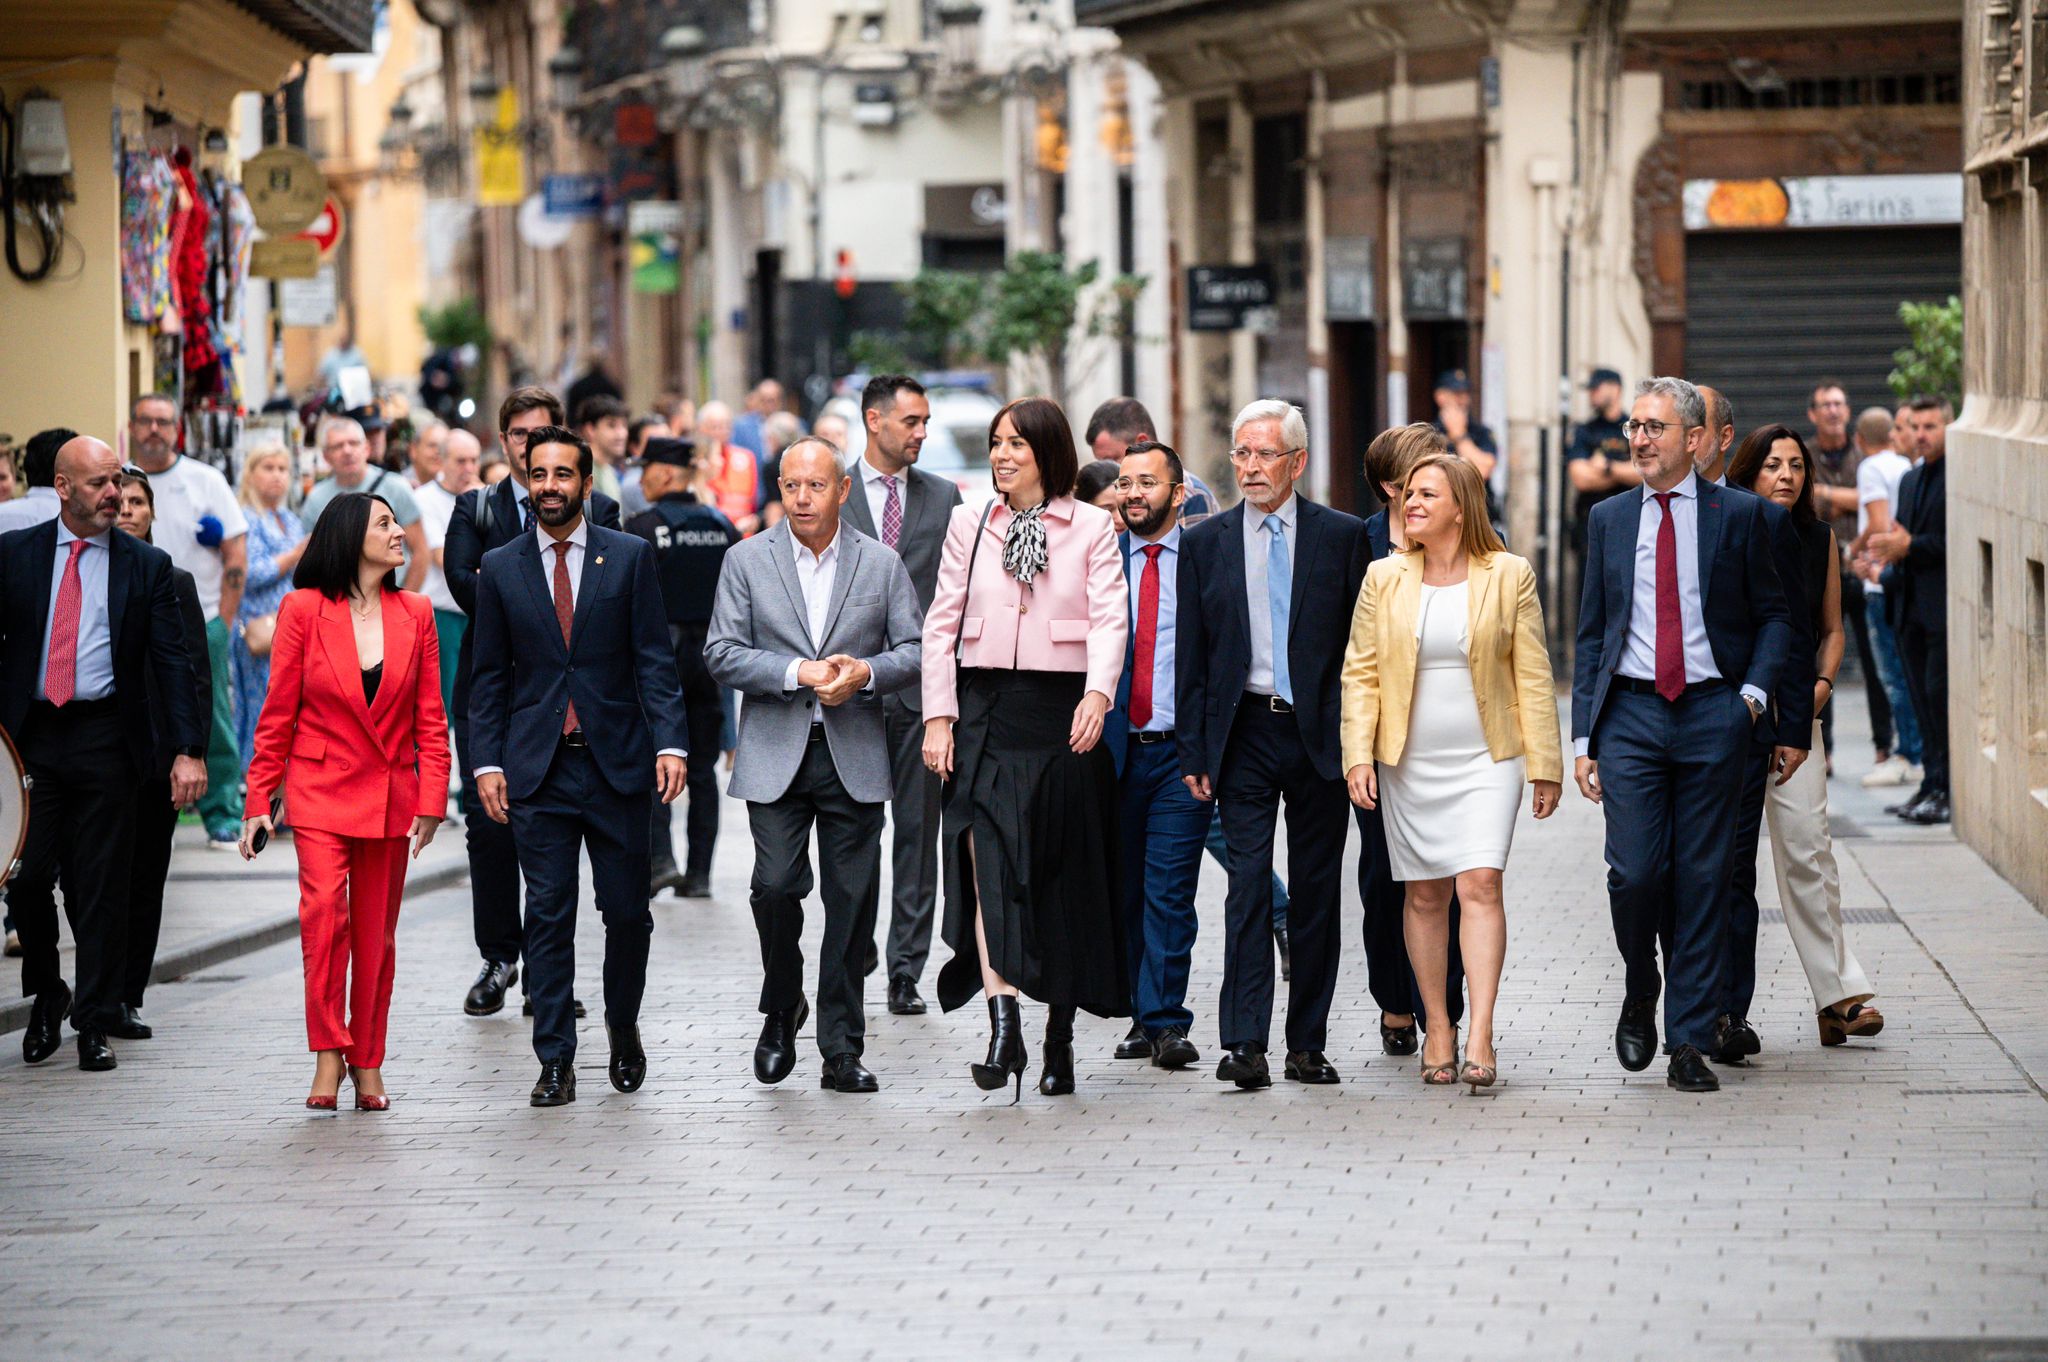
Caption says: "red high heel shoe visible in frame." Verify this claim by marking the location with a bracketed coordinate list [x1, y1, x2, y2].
[349, 1065, 390, 1111]
[305, 1094, 337, 1111]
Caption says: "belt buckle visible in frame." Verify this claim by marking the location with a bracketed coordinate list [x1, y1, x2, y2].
[561, 730, 588, 748]
[1267, 695, 1292, 713]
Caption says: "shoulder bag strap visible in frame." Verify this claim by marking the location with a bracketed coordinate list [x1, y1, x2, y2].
[953, 500, 998, 662]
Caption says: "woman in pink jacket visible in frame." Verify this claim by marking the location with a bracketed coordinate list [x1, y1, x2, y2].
[921, 396, 1130, 1100]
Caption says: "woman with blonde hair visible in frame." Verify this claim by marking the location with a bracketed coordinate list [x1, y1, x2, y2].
[1341, 453, 1560, 1089]
[233, 443, 308, 769]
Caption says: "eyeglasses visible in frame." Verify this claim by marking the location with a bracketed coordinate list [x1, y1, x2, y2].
[1622, 419, 1694, 441]
[1229, 445, 1303, 465]
[1112, 476, 1178, 493]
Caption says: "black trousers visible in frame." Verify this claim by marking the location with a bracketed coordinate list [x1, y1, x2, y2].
[1898, 611, 1949, 797]
[11, 701, 137, 1031]
[746, 734, 885, 1060]
[1718, 740, 1774, 1025]
[508, 743, 652, 1062]
[455, 713, 525, 970]
[1355, 803, 1464, 1028]
[125, 777, 180, 1008]
[650, 623, 725, 880]
[881, 691, 943, 981]
[1215, 702, 1347, 1054]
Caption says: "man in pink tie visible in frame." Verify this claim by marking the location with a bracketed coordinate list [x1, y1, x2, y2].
[1569, 378, 1797, 1094]
[0, 436, 207, 1070]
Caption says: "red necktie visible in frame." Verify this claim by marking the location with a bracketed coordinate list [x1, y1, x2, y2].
[44, 539, 88, 706]
[552, 541, 580, 734]
[1652, 492, 1685, 701]
[1128, 544, 1163, 729]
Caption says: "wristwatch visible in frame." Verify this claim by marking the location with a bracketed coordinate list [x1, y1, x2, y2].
[1743, 694, 1765, 722]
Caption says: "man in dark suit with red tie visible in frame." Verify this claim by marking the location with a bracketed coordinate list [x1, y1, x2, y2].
[0, 436, 206, 1070]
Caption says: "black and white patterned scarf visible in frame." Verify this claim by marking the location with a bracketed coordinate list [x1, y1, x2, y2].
[1001, 500, 1051, 585]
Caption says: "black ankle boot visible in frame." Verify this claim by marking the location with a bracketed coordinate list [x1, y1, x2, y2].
[1039, 1004, 1076, 1096]
[971, 995, 1026, 1102]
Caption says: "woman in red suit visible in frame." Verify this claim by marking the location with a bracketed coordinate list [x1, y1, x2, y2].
[240, 492, 449, 1111]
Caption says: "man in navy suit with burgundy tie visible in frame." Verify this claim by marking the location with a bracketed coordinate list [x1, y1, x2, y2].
[1572, 377, 1796, 1093]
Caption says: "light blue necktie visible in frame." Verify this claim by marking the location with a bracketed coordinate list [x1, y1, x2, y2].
[1265, 516, 1293, 705]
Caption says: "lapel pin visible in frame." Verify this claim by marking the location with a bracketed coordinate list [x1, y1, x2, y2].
[595, 556, 605, 565]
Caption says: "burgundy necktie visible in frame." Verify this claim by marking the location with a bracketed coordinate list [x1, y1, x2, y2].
[881, 475, 902, 550]
[44, 539, 87, 706]
[1128, 544, 1163, 729]
[1652, 492, 1685, 701]
[552, 542, 579, 734]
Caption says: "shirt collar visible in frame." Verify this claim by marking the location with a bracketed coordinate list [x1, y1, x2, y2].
[1246, 493, 1299, 531]
[1127, 522, 1182, 556]
[536, 517, 587, 553]
[794, 527, 840, 567]
[860, 456, 899, 487]
[511, 479, 529, 505]
[56, 520, 113, 549]
[1641, 471, 1699, 503]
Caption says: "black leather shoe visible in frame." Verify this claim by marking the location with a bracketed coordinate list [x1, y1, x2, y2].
[76, 1029, 116, 1072]
[887, 974, 926, 1016]
[106, 1004, 152, 1040]
[860, 939, 880, 978]
[1379, 1014, 1419, 1056]
[1615, 996, 1658, 1072]
[530, 1058, 576, 1106]
[1151, 1028, 1199, 1069]
[1274, 925, 1292, 983]
[1710, 1014, 1761, 1065]
[1905, 794, 1950, 825]
[1283, 1050, 1341, 1084]
[1038, 1037, 1075, 1096]
[1216, 1043, 1271, 1090]
[1887, 792, 1930, 818]
[22, 981, 70, 1064]
[1112, 1021, 1152, 1060]
[1666, 1044, 1720, 1092]
[753, 997, 810, 1085]
[607, 1024, 646, 1093]
[464, 961, 517, 1016]
[678, 870, 712, 898]
[522, 994, 586, 1019]
[648, 861, 685, 898]
[821, 1053, 879, 1092]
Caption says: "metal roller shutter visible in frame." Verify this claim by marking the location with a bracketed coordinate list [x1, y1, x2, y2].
[1684, 225, 1961, 431]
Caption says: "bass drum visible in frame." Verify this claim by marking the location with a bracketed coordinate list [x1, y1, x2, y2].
[0, 725, 27, 890]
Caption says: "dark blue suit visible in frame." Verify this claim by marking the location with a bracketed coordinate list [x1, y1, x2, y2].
[1573, 477, 1793, 1053]
[468, 522, 686, 1062]
[1106, 528, 1208, 1038]
[1177, 497, 1368, 1054]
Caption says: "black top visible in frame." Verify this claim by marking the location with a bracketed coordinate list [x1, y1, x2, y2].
[362, 662, 383, 708]
[1796, 520, 1834, 650]
[625, 492, 741, 625]
[1567, 414, 1631, 519]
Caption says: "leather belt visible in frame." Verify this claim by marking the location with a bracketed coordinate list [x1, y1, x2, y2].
[1133, 729, 1175, 745]
[1245, 692, 1295, 714]
[560, 730, 589, 748]
[1612, 676, 1727, 699]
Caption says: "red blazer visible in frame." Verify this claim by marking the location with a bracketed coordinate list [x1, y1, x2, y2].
[245, 587, 452, 839]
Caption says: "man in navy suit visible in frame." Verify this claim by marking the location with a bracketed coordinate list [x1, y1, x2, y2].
[468, 426, 688, 1107]
[444, 386, 622, 1019]
[1572, 377, 1795, 1093]
[1177, 400, 1369, 1090]
[1102, 439, 1206, 1071]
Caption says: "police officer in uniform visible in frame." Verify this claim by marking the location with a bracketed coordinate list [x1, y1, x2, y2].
[627, 437, 740, 898]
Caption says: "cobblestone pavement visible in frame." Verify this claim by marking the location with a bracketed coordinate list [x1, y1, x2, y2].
[3, 698, 2044, 1362]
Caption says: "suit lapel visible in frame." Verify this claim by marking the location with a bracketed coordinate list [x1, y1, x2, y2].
[21, 525, 56, 652]
[763, 523, 813, 650]
[569, 530, 608, 652]
[317, 594, 375, 729]
[1610, 498, 1638, 636]
[818, 532, 861, 643]
[1287, 503, 1317, 643]
[1696, 484, 1726, 601]
[842, 469, 876, 537]
[1219, 504, 1249, 634]
[1466, 553, 1497, 650]
[518, 532, 568, 660]
[106, 530, 133, 656]
[369, 594, 415, 730]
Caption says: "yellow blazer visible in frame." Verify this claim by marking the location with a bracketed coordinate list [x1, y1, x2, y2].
[1338, 550, 1562, 784]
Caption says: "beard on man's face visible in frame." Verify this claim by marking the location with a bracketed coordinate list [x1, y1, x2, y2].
[1120, 497, 1172, 538]
[536, 490, 584, 527]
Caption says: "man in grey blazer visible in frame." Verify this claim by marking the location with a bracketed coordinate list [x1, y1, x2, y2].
[706, 436, 924, 1093]
[837, 374, 963, 1015]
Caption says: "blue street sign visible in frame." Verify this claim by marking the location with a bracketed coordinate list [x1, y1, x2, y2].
[543, 174, 605, 219]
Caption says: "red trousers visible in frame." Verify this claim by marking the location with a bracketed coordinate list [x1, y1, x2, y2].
[295, 828, 408, 1068]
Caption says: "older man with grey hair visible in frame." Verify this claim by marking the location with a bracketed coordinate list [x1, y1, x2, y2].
[1174, 398, 1369, 1090]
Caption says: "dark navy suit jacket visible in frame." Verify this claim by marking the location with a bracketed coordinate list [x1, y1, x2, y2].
[466, 522, 687, 800]
[1571, 478, 1795, 758]
[1174, 498, 1369, 783]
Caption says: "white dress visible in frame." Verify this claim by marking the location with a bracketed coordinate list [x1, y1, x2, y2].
[1378, 580, 1526, 880]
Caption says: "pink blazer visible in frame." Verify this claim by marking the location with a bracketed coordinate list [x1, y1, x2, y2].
[921, 496, 1129, 719]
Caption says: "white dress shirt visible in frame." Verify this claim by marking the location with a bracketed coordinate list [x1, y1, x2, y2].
[1124, 523, 1181, 732]
[782, 528, 841, 699]
[38, 522, 115, 702]
[1241, 494, 1298, 696]
[1575, 473, 1765, 758]
[0, 486, 60, 535]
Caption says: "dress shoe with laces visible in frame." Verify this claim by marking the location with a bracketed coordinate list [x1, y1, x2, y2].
[1904, 794, 1950, 825]
[530, 1058, 576, 1107]
[22, 982, 71, 1064]
[821, 1053, 879, 1092]
[106, 1004, 152, 1040]
[1666, 1044, 1720, 1092]
[1112, 1021, 1152, 1060]
[1284, 1050, 1341, 1084]
[1615, 996, 1658, 1072]
[753, 997, 810, 1085]
[1151, 1028, 1199, 1070]
[522, 994, 586, 1019]
[76, 1029, 116, 1072]
[678, 869, 712, 898]
[464, 961, 517, 1016]
[1710, 1014, 1761, 1065]
[887, 973, 926, 1016]
[1216, 1043, 1271, 1090]
[608, 1024, 646, 1093]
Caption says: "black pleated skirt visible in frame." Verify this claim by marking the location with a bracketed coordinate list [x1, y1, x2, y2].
[934, 668, 1128, 1018]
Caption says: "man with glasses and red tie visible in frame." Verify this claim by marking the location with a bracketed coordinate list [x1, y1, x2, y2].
[0, 436, 206, 1070]
[1572, 377, 1796, 1094]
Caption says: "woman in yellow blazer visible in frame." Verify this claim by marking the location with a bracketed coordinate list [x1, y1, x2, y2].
[1340, 454, 1561, 1089]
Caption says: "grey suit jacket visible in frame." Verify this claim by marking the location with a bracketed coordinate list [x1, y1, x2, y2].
[840, 459, 961, 712]
[705, 520, 924, 804]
